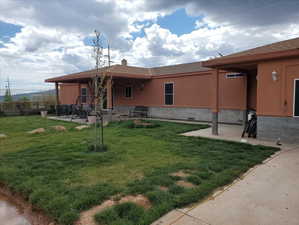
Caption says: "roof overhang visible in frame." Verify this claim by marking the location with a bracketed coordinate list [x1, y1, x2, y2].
[202, 49, 299, 69]
[45, 72, 151, 83]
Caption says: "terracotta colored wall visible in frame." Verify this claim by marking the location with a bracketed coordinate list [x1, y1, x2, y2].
[113, 71, 246, 110]
[247, 71, 257, 110]
[219, 72, 246, 110]
[257, 57, 299, 116]
[59, 83, 88, 104]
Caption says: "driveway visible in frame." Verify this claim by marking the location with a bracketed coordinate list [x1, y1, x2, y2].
[152, 145, 299, 225]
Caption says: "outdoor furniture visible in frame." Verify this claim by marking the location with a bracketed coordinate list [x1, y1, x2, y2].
[129, 106, 148, 118]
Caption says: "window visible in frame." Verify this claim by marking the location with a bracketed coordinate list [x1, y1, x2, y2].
[125, 87, 132, 98]
[294, 79, 299, 117]
[164, 83, 174, 105]
[226, 73, 245, 79]
[81, 87, 88, 103]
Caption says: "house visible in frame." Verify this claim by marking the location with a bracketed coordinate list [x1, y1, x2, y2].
[45, 37, 299, 144]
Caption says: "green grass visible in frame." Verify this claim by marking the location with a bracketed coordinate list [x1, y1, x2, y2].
[0, 116, 279, 225]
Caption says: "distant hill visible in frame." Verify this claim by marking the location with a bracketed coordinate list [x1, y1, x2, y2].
[0, 89, 55, 102]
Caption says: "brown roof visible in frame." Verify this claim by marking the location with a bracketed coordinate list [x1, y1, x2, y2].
[45, 62, 211, 83]
[222, 37, 299, 59]
[45, 65, 151, 82]
[203, 37, 299, 67]
[151, 62, 210, 76]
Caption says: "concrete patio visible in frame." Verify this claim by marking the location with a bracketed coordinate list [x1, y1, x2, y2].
[152, 124, 299, 225]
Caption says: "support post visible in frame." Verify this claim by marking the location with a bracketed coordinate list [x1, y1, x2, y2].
[243, 73, 248, 129]
[55, 82, 60, 116]
[212, 69, 220, 135]
[107, 77, 113, 121]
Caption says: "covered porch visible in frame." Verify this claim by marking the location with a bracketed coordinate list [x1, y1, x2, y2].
[45, 68, 152, 119]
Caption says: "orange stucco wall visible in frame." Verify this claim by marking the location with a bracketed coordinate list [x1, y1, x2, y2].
[113, 71, 246, 110]
[257, 57, 299, 116]
[59, 83, 88, 104]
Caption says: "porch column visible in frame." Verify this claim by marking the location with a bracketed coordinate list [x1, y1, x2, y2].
[55, 82, 60, 116]
[107, 78, 113, 121]
[212, 69, 220, 135]
[78, 83, 81, 104]
[243, 74, 248, 128]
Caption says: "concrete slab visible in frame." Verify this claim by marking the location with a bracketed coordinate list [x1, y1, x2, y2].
[182, 124, 297, 149]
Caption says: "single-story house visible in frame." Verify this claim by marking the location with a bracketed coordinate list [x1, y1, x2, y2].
[46, 37, 299, 144]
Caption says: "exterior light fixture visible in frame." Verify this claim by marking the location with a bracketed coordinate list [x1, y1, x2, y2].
[272, 70, 278, 81]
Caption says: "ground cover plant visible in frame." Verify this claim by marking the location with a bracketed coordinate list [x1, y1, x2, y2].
[0, 116, 278, 225]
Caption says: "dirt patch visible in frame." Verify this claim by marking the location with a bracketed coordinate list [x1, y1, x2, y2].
[75, 200, 114, 225]
[75, 194, 151, 225]
[0, 134, 7, 139]
[0, 184, 55, 225]
[75, 125, 90, 131]
[176, 180, 195, 188]
[27, 128, 45, 134]
[170, 170, 190, 178]
[119, 195, 151, 209]
[51, 125, 66, 131]
[159, 186, 169, 191]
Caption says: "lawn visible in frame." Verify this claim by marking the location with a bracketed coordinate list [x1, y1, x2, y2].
[0, 116, 278, 225]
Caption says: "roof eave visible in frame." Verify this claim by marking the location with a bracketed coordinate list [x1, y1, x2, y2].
[202, 49, 299, 68]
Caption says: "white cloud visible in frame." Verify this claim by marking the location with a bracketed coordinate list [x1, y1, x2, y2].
[0, 0, 299, 94]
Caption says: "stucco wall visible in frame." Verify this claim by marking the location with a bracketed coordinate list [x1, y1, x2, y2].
[113, 71, 246, 110]
[59, 83, 89, 105]
[257, 57, 299, 117]
[59, 83, 79, 105]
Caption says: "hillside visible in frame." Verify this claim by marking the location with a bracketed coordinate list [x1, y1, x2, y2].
[0, 89, 55, 102]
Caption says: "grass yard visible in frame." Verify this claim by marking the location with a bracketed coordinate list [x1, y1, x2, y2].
[0, 116, 278, 225]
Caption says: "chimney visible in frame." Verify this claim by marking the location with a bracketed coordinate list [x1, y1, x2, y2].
[121, 59, 127, 66]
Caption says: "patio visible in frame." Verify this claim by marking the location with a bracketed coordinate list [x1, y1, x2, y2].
[182, 123, 295, 148]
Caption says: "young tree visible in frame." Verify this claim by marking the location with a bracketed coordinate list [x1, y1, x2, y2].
[91, 30, 110, 151]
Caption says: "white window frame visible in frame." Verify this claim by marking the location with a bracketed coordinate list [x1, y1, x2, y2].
[164, 82, 174, 106]
[293, 79, 299, 117]
[124, 86, 133, 99]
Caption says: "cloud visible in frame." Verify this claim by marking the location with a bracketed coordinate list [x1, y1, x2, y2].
[145, 0, 299, 28]
[0, 0, 299, 94]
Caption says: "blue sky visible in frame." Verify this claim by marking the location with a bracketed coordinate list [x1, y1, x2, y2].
[157, 9, 201, 36]
[0, 0, 298, 94]
[0, 21, 22, 46]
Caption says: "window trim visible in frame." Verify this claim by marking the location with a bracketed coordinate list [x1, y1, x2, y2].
[124, 86, 133, 99]
[164, 82, 174, 106]
[81, 87, 88, 103]
[293, 79, 299, 117]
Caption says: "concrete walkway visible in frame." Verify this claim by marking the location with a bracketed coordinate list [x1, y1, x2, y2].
[152, 125, 299, 225]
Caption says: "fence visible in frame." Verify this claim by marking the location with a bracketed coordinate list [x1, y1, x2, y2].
[0, 101, 55, 116]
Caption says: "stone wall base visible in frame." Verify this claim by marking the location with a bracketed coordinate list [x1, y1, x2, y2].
[113, 106, 244, 124]
[257, 116, 299, 144]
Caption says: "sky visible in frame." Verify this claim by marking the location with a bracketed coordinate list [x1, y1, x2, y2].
[0, 0, 299, 94]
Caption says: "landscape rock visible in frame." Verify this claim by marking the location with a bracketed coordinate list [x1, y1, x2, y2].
[27, 128, 45, 134]
[52, 125, 67, 131]
[0, 134, 7, 139]
[75, 125, 90, 131]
